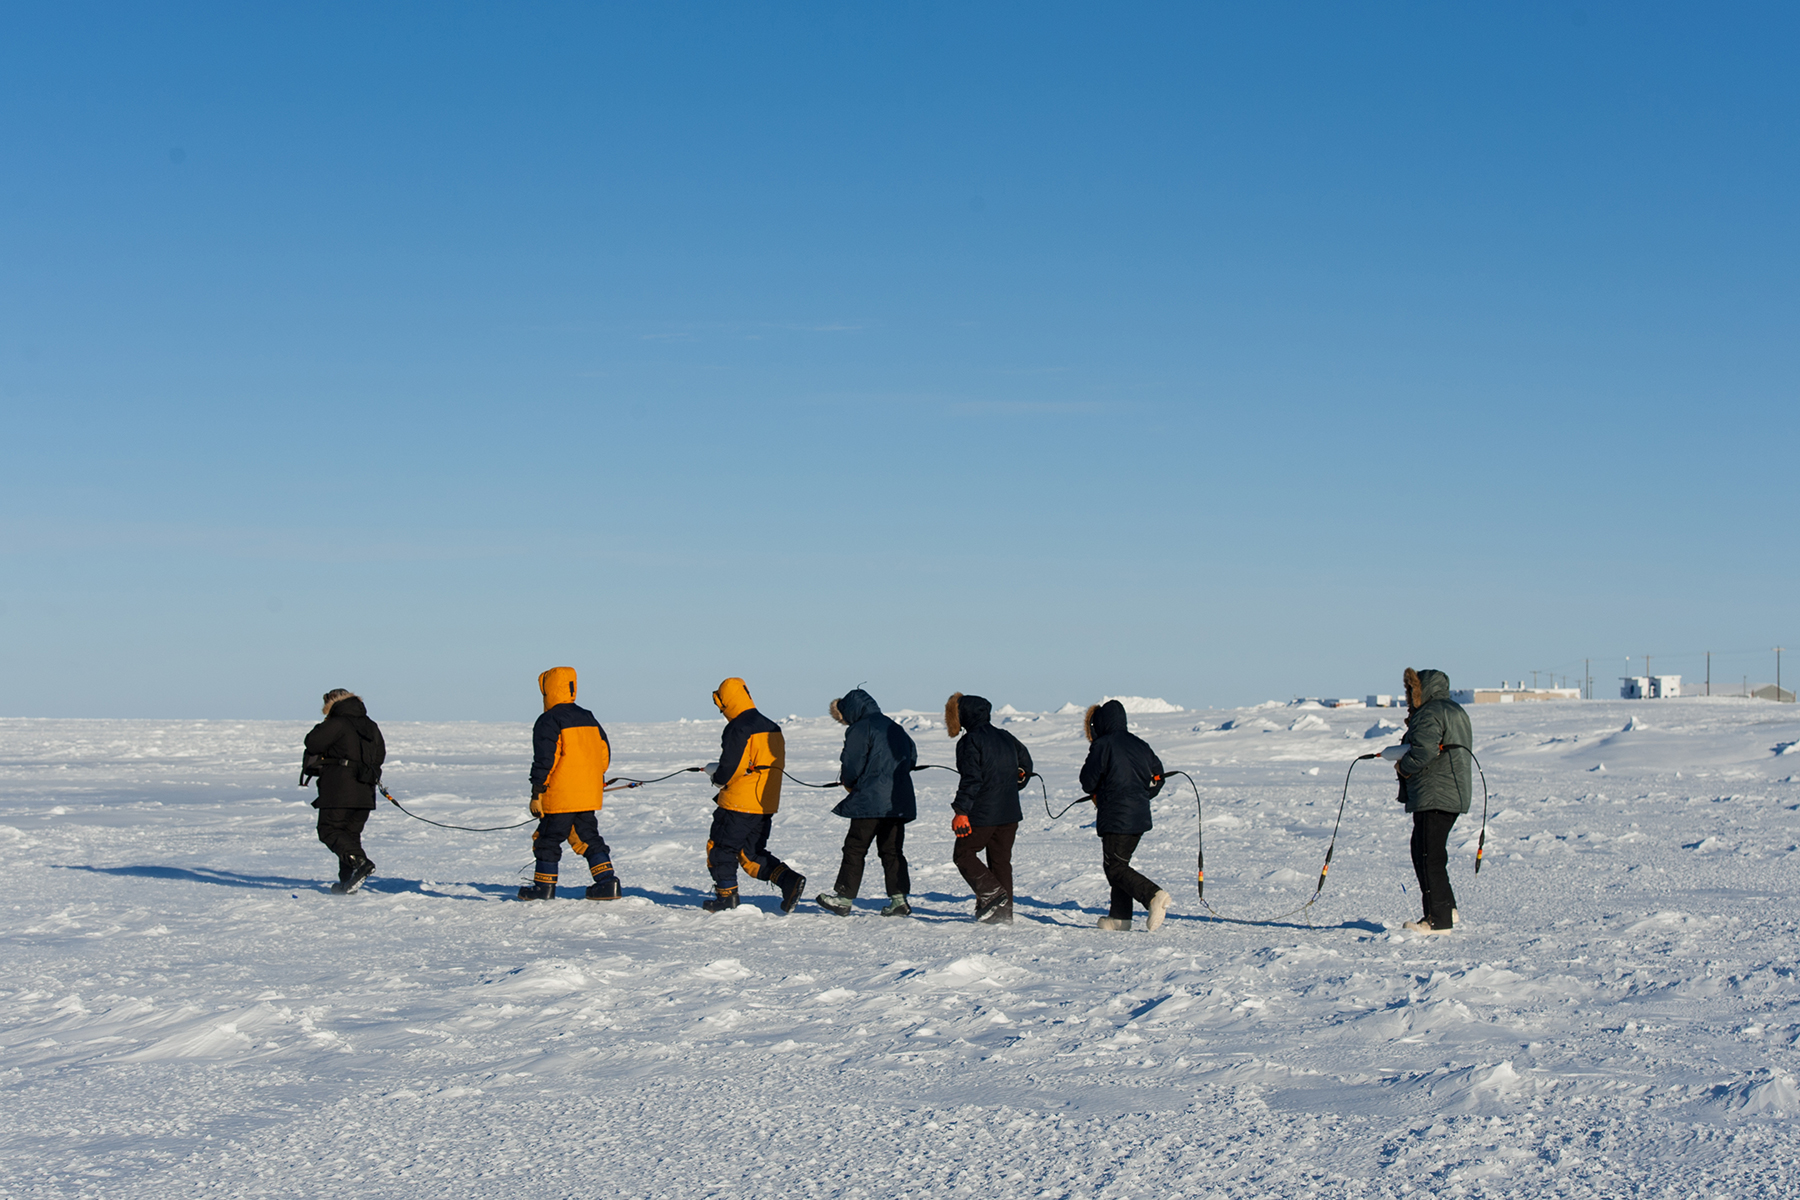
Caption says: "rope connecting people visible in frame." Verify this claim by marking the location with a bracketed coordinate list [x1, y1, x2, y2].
[300, 668, 1488, 932]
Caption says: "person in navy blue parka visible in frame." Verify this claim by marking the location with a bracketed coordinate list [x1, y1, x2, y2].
[816, 688, 918, 917]
[1079, 699, 1174, 932]
[946, 691, 1033, 924]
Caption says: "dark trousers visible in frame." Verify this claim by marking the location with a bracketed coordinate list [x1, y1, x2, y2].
[316, 807, 371, 879]
[953, 822, 1017, 911]
[531, 810, 615, 885]
[833, 817, 911, 898]
[1410, 809, 1459, 928]
[1100, 833, 1161, 919]
[708, 808, 792, 891]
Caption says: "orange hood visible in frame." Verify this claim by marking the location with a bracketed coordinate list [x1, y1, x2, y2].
[539, 666, 579, 712]
[713, 677, 755, 720]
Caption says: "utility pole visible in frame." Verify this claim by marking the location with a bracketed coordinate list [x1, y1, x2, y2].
[1532, 670, 1539, 689]
[1706, 650, 1711, 696]
[1585, 658, 1591, 699]
[1779, 647, 1786, 699]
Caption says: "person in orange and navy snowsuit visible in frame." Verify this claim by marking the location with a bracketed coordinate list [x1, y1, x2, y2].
[702, 677, 806, 913]
[518, 666, 622, 901]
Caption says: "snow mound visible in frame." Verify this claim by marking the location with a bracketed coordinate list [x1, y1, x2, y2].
[1102, 696, 1184, 713]
[1055, 702, 1083, 714]
[919, 955, 1031, 991]
[481, 962, 590, 997]
[1711, 1071, 1800, 1116]
[1288, 715, 1330, 732]
[1378, 1059, 1526, 1113]
[1442, 1060, 1527, 1111]
[996, 704, 1023, 716]
[1363, 720, 1402, 739]
[1622, 716, 1648, 732]
[1774, 741, 1798, 756]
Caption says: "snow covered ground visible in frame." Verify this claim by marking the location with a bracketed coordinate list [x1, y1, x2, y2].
[3, 696, 1798, 1198]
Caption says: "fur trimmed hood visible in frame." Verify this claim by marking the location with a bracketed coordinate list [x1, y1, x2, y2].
[832, 689, 878, 726]
[1404, 668, 1452, 709]
[944, 692, 992, 738]
[322, 688, 358, 716]
[1084, 699, 1127, 742]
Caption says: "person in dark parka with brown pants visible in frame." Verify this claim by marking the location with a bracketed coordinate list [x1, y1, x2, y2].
[945, 692, 1032, 923]
[303, 688, 386, 894]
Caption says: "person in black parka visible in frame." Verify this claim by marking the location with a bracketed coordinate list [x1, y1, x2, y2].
[302, 688, 386, 893]
[816, 688, 919, 917]
[945, 692, 1032, 923]
[1078, 700, 1175, 932]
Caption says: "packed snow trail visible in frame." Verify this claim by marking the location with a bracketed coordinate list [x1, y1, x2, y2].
[2, 698, 1797, 1197]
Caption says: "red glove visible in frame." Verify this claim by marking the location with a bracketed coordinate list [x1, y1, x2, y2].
[952, 813, 971, 838]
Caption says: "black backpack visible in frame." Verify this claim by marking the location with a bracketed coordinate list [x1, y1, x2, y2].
[301, 720, 385, 786]
[351, 724, 385, 786]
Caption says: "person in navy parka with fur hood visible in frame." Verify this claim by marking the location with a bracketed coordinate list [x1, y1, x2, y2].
[816, 688, 918, 917]
[1079, 700, 1174, 932]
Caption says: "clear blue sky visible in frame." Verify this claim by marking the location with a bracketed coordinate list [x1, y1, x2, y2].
[2, 2, 1795, 722]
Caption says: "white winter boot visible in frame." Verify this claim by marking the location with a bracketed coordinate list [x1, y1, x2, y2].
[1145, 890, 1173, 932]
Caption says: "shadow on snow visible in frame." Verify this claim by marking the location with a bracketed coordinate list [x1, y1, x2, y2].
[52, 863, 516, 900]
[49, 866, 1386, 932]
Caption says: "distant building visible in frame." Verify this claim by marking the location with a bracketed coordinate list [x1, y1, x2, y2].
[1452, 682, 1581, 704]
[1366, 694, 1397, 708]
[1751, 684, 1796, 703]
[1322, 698, 1365, 708]
[1619, 675, 1681, 699]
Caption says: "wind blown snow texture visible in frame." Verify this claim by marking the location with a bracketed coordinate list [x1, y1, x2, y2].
[2, 698, 1798, 1197]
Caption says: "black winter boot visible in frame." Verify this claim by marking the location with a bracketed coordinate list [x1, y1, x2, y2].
[702, 887, 739, 912]
[778, 870, 807, 915]
[975, 887, 1011, 924]
[585, 874, 622, 900]
[331, 856, 376, 895]
[517, 876, 555, 901]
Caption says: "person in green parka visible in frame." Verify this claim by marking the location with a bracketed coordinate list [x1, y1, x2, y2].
[1384, 668, 1472, 934]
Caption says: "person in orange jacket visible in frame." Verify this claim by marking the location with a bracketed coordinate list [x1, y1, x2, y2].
[518, 666, 622, 901]
[702, 677, 806, 913]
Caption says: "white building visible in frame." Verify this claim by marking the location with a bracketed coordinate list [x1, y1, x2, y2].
[1450, 683, 1581, 705]
[1619, 675, 1681, 699]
